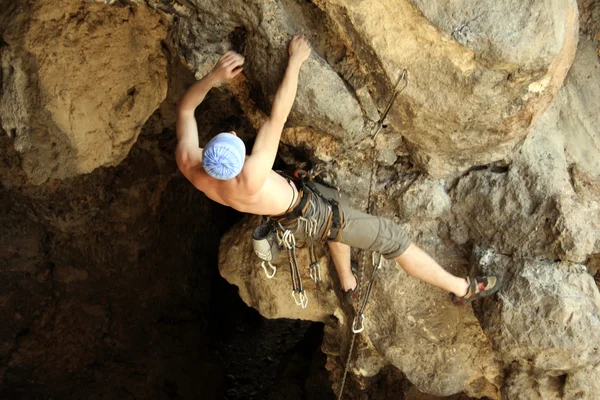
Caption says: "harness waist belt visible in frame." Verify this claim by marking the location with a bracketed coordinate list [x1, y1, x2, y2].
[322, 200, 343, 241]
[269, 184, 312, 224]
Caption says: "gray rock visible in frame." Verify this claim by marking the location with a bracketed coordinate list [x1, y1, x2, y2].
[451, 39, 600, 262]
[172, 0, 364, 142]
[410, 0, 571, 69]
[398, 178, 451, 220]
[479, 254, 600, 394]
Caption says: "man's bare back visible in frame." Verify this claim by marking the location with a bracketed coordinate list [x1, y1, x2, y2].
[188, 167, 297, 215]
[175, 34, 310, 216]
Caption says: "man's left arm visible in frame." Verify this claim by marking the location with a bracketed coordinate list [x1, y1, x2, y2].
[242, 34, 311, 191]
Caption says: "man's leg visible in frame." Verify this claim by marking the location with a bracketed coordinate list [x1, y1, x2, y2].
[394, 243, 469, 297]
[327, 241, 356, 291]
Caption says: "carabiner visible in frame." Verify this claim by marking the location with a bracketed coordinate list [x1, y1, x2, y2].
[300, 291, 309, 309]
[352, 313, 365, 333]
[292, 290, 302, 306]
[261, 261, 277, 279]
[372, 252, 383, 269]
[310, 262, 322, 282]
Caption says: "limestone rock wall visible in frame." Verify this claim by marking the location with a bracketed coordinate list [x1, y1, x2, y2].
[0, 0, 168, 184]
[1, 0, 599, 399]
[311, 0, 579, 176]
[216, 1, 600, 399]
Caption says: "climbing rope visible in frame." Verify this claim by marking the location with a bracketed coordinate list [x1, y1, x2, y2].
[308, 70, 408, 193]
[336, 70, 409, 400]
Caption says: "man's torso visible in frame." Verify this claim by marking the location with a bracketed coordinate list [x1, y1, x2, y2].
[192, 168, 297, 216]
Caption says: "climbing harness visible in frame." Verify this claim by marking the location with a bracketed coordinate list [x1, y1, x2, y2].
[252, 177, 325, 309]
[250, 69, 409, 323]
[337, 70, 409, 400]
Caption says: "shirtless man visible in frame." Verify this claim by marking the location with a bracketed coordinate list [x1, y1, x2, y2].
[176, 34, 500, 305]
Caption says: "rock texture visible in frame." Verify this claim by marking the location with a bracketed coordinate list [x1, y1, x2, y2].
[475, 251, 600, 400]
[172, 0, 365, 142]
[451, 39, 600, 263]
[0, 0, 168, 184]
[311, 0, 580, 176]
[1, 0, 600, 399]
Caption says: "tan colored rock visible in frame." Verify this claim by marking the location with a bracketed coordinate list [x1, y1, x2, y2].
[558, 39, 600, 178]
[220, 217, 501, 398]
[312, 0, 579, 176]
[563, 364, 600, 399]
[219, 215, 341, 322]
[0, 0, 168, 184]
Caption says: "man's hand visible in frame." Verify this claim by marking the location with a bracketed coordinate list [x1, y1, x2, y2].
[288, 34, 311, 65]
[209, 51, 245, 83]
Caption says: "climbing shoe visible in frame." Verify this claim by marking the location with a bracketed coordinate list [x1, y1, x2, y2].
[451, 276, 501, 305]
[343, 261, 361, 306]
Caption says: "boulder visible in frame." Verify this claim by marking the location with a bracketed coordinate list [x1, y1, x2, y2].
[476, 252, 600, 398]
[0, 0, 168, 184]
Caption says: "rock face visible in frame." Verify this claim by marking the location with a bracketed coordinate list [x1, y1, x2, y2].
[0, 0, 168, 184]
[476, 252, 600, 400]
[451, 39, 600, 263]
[218, 4, 599, 399]
[312, 0, 579, 176]
[2, 0, 600, 399]
[172, 0, 365, 142]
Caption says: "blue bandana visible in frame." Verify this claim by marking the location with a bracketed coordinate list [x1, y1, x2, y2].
[202, 133, 246, 180]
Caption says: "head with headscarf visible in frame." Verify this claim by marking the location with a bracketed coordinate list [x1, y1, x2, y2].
[201, 132, 246, 180]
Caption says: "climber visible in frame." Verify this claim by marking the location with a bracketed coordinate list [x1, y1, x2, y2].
[175, 34, 501, 305]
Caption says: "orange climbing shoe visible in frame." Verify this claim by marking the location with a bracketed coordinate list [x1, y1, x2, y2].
[451, 276, 502, 305]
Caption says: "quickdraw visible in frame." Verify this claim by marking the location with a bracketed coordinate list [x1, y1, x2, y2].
[299, 202, 322, 283]
[278, 223, 309, 309]
[351, 253, 384, 333]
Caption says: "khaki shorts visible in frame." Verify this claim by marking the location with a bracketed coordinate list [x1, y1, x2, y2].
[277, 182, 412, 259]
